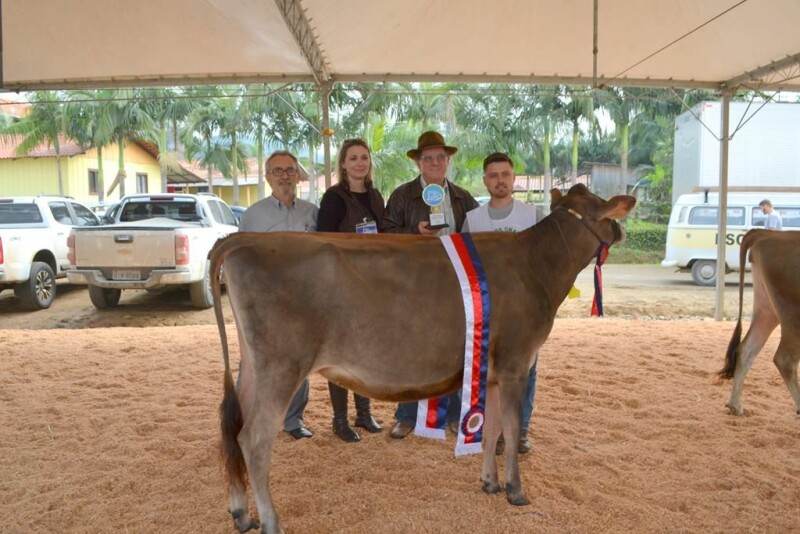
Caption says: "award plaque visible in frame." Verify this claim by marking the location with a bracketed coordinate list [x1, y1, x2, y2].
[421, 183, 449, 230]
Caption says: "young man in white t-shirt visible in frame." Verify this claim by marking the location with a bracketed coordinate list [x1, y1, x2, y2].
[463, 152, 538, 454]
[759, 199, 783, 231]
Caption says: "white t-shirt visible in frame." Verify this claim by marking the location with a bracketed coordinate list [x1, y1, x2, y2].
[764, 211, 783, 231]
[464, 200, 537, 233]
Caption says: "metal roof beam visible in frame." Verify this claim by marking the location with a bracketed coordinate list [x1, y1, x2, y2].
[273, 0, 330, 86]
[334, 73, 721, 90]
[723, 52, 800, 91]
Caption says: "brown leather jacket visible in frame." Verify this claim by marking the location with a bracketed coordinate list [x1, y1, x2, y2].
[381, 176, 478, 234]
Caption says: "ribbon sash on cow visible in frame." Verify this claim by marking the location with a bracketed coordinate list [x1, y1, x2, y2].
[415, 233, 489, 456]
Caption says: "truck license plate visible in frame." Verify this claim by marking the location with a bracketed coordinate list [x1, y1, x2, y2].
[112, 270, 141, 280]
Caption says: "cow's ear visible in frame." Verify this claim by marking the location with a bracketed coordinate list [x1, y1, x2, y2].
[550, 188, 563, 208]
[599, 195, 637, 220]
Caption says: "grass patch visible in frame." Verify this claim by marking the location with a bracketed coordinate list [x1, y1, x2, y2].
[607, 247, 664, 264]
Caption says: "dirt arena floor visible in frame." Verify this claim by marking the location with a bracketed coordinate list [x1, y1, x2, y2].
[2, 314, 798, 533]
[0, 264, 792, 533]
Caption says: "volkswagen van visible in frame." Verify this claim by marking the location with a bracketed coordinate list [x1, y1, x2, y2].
[661, 191, 800, 285]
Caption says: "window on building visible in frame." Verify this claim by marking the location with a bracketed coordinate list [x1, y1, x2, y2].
[88, 170, 99, 195]
[136, 173, 148, 193]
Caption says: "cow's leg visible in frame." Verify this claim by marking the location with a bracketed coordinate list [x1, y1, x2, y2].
[228, 334, 258, 533]
[239, 349, 308, 534]
[480, 383, 502, 494]
[772, 335, 800, 414]
[728, 308, 778, 416]
[498, 378, 529, 506]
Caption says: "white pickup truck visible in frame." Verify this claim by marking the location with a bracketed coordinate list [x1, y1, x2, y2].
[0, 195, 101, 309]
[67, 193, 238, 309]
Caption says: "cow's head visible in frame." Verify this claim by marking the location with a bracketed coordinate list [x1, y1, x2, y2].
[550, 183, 636, 246]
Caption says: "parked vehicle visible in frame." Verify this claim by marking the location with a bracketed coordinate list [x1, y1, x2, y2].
[0, 195, 100, 309]
[672, 101, 800, 203]
[229, 205, 246, 224]
[67, 193, 237, 309]
[661, 191, 800, 285]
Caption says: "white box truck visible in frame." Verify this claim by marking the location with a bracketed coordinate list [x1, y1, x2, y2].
[672, 101, 800, 203]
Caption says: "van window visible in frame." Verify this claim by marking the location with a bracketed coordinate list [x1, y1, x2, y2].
[678, 206, 687, 223]
[752, 206, 800, 228]
[688, 206, 745, 226]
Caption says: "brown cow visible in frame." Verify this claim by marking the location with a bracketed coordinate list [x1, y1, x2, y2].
[213, 184, 636, 534]
[719, 229, 800, 416]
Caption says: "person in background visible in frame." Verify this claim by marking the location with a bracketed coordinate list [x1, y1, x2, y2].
[463, 152, 539, 454]
[238, 150, 317, 440]
[759, 199, 783, 230]
[382, 130, 479, 439]
[317, 138, 385, 442]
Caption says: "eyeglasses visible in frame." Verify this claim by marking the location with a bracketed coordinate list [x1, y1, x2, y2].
[418, 154, 448, 164]
[270, 167, 298, 177]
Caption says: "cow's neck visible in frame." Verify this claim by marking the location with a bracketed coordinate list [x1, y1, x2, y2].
[521, 209, 607, 311]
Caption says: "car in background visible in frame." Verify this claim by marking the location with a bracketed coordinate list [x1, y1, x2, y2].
[0, 195, 100, 309]
[229, 205, 246, 224]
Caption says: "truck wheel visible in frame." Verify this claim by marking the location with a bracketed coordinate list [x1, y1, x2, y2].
[15, 262, 57, 310]
[189, 260, 213, 309]
[88, 285, 122, 309]
[691, 260, 717, 286]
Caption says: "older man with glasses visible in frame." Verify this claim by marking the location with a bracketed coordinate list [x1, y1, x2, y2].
[382, 131, 479, 439]
[237, 150, 318, 440]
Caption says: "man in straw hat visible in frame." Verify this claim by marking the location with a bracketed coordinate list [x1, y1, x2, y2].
[382, 130, 479, 439]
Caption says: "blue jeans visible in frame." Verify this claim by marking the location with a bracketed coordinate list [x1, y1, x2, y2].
[395, 391, 461, 425]
[439, 355, 538, 431]
[520, 356, 538, 432]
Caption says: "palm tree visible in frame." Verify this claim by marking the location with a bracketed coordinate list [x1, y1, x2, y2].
[104, 89, 156, 197]
[1, 91, 70, 195]
[215, 86, 253, 205]
[183, 87, 225, 193]
[598, 87, 650, 195]
[141, 87, 193, 193]
[562, 85, 596, 182]
[66, 90, 115, 203]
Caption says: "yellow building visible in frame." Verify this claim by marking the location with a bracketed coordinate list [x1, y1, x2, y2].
[172, 157, 315, 207]
[0, 136, 164, 205]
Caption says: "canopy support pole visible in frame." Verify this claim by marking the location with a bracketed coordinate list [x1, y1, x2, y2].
[714, 90, 732, 321]
[592, 0, 599, 88]
[320, 80, 332, 191]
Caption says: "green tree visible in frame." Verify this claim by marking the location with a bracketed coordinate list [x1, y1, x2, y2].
[1, 91, 70, 195]
[141, 87, 193, 193]
[104, 89, 156, 197]
[66, 90, 116, 203]
[562, 85, 596, 182]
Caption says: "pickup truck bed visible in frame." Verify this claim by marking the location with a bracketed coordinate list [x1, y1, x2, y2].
[67, 194, 238, 309]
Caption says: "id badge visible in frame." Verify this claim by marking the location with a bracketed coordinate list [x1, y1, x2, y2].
[355, 219, 378, 234]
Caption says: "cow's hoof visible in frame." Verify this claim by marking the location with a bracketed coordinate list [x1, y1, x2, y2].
[505, 484, 530, 506]
[726, 403, 744, 416]
[482, 479, 501, 494]
[231, 509, 259, 533]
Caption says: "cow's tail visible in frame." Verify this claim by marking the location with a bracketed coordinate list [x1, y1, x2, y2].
[212, 235, 247, 489]
[719, 230, 757, 380]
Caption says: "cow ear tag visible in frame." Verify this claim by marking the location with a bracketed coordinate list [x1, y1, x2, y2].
[568, 285, 581, 299]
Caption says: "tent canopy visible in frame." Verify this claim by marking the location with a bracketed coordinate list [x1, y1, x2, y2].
[2, 0, 799, 92]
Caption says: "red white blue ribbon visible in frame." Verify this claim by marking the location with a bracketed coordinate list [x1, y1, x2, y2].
[415, 233, 490, 456]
